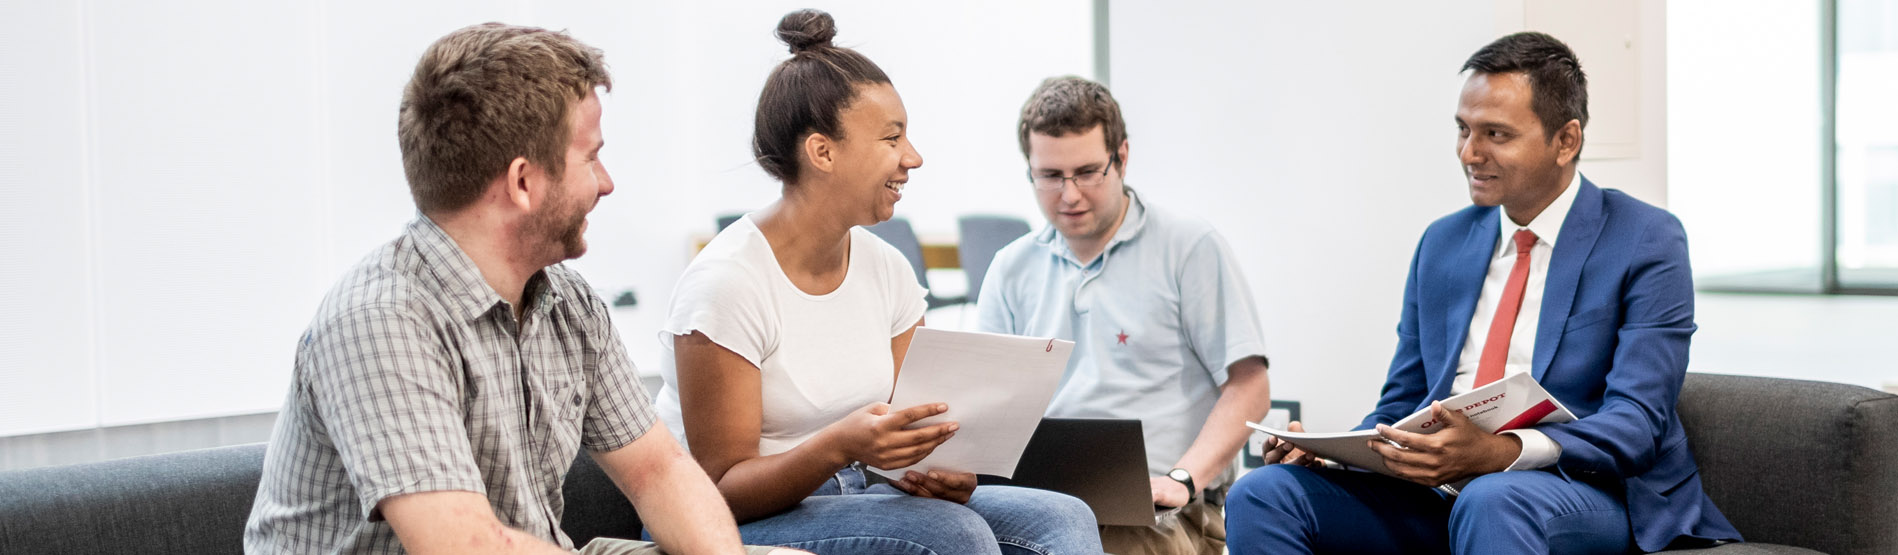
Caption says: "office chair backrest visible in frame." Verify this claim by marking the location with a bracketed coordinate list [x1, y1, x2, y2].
[957, 215, 1032, 304]
[864, 218, 929, 289]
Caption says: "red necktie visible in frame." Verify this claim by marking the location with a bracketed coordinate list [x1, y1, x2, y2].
[1475, 229, 1539, 387]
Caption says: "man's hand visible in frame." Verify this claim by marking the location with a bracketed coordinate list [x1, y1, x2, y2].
[1149, 476, 1191, 508]
[890, 470, 976, 504]
[1261, 421, 1325, 468]
[1368, 401, 1521, 487]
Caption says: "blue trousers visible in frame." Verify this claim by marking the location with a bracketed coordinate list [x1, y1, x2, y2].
[705, 465, 1101, 555]
[1226, 465, 1632, 555]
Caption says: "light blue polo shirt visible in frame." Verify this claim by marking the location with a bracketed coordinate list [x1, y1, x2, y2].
[976, 188, 1269, 478]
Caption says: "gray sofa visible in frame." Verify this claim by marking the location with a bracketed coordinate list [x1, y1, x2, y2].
[1666, 373, 1898, 554]
[0, 445, 641, 553]
[1, 373, 1892, 554]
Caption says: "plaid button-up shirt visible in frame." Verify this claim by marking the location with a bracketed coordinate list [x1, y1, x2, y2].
[245, 216, 657, 554]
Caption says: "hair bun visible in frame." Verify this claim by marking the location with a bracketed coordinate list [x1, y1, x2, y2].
[776, 9, 836, 53]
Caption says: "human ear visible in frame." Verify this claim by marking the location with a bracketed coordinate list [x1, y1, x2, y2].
[1554, 119, 1583, 166]
[1115, 139, 1131, 177]
[504, 157, 533, 210]
[803, 133, 835, 175]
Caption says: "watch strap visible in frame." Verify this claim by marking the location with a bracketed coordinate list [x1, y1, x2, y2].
[1168, 468, 1197, 503]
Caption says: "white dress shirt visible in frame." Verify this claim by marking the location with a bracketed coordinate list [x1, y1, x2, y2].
[1451, 172, 1581, 471]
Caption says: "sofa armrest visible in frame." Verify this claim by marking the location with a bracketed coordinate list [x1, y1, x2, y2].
[0, 443, 265, 555]
[1679, 373, 1898, 555]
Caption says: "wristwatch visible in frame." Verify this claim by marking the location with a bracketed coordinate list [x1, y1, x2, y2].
[1166, 468, 1197, 504]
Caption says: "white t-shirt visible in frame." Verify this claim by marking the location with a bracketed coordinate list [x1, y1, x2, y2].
[655, 215, 928, 457]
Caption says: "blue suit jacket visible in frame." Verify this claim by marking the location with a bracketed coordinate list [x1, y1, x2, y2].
[1357, 178, 1740, 551]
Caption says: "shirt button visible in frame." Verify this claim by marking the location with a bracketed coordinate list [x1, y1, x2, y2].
[572, 394, 583, 406]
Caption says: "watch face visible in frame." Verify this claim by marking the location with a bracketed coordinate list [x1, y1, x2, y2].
[1169, 468, 1191, 482]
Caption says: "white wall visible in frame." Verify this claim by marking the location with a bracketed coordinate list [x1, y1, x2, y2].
[1108, 0, 1672, 431]
[1, 1, 343, 434]
[0, 0, 1092, 437]
[1693, 292, 1898, 392]
[1, 1, 98, 437]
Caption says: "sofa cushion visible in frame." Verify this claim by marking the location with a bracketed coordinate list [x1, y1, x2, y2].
[0, 442, 265, 555]
[1677, 373, 1898, 555]
[1666, 544, 1826, 555]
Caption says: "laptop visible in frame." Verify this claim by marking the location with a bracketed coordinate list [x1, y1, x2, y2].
[979, 417, 1156, 527]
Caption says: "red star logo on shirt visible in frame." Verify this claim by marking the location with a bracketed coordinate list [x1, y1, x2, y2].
[1116, 330, 1129, 345]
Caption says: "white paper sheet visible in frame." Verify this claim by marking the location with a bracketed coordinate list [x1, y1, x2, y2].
[867, 327, 1074, 480]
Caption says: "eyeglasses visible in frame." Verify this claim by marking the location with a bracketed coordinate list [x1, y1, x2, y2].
[1027, 156, 1119, 192]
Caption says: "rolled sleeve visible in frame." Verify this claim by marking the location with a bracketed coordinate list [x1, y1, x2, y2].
[580, 294, 657, 452]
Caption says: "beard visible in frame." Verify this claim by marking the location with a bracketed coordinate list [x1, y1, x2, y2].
[524, 185, 590, 261]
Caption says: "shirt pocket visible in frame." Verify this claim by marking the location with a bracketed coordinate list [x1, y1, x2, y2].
[540, 370, 588, 461]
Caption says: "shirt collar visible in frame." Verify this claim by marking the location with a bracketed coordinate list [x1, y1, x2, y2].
[408, 214, 560, 321]
[1497, 171, 1581, 257]
[1034, 185, 1149, 265]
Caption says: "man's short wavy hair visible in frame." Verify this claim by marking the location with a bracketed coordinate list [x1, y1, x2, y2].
[1017, 76, 1127, 167]
[398, 23, 612, 214]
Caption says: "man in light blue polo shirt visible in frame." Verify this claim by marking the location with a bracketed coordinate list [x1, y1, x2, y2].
[976, 76, 1274, 555]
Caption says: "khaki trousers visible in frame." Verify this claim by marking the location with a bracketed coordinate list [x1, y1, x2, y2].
[579, 537, 780, 555]
[1100, 501, 1226, 555]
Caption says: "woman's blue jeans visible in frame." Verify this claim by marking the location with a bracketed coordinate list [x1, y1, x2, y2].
[733, 464, 1102, 555]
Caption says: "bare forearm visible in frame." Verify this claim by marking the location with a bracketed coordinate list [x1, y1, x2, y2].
[711, 435, 851, 522]
[446, 526, 573, 555]
[381, 491, 572, 555]
[408, 523, 571, 555]
[632, 449, 748, 555]
[1174, 359, 1272, 486]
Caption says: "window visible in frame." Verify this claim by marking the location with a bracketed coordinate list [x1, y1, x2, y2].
[1835, 0, 1898, 290]
[1670, 0, 1898, 294]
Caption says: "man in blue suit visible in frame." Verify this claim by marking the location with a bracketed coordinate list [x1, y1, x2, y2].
[1225, 32, 1741, 554]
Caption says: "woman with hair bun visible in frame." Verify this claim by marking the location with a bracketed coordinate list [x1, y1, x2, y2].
[650, 8, 1103, 555]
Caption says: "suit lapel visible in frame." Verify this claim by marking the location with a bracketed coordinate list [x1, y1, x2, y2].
[1437, 208, 1499, 399]
[1533, 178, 1605, 380]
